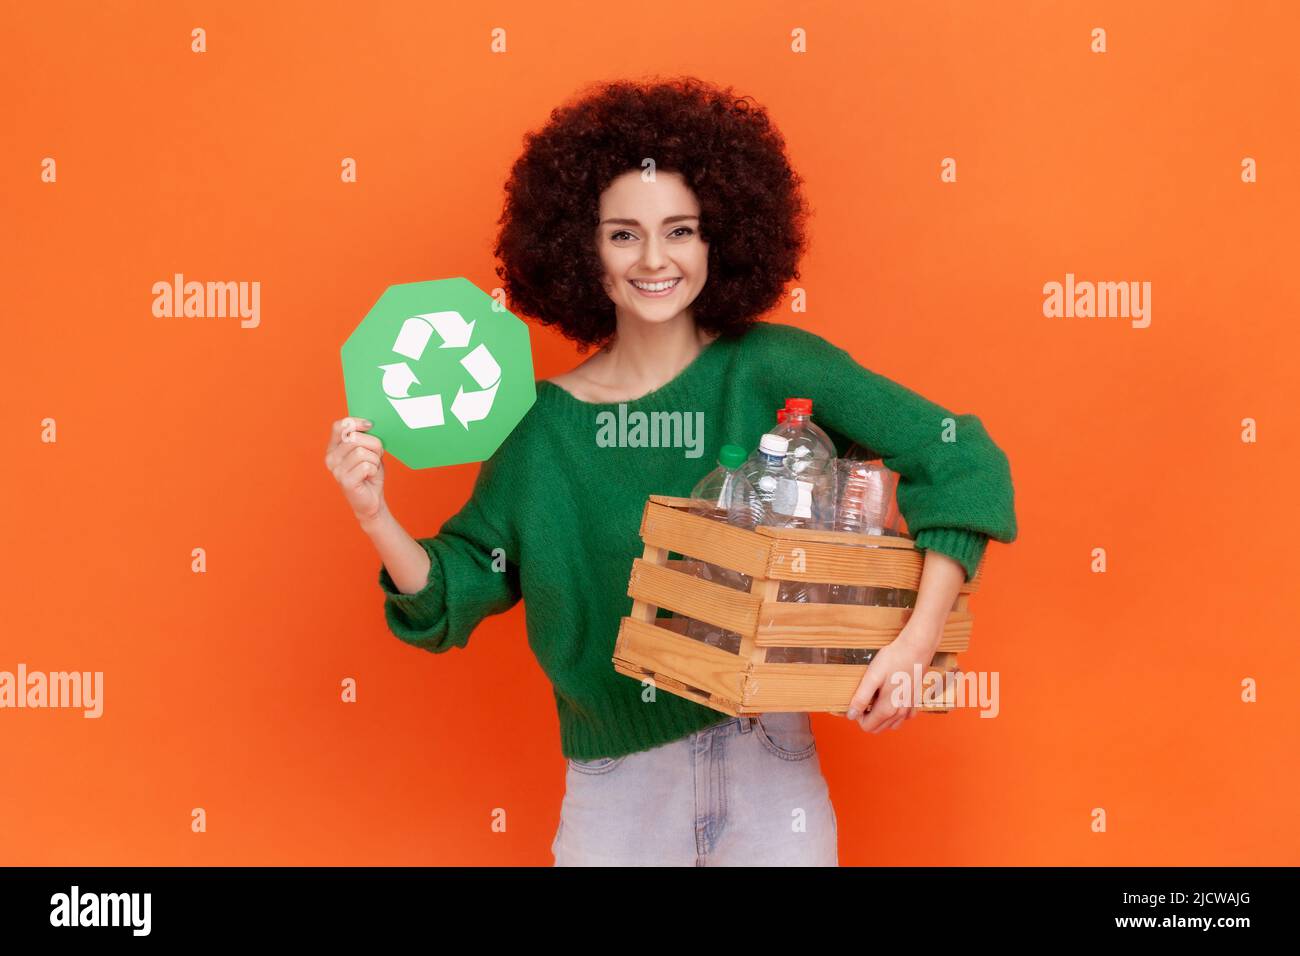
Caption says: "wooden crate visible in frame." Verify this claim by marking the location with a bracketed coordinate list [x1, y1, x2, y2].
[612, 495, 985, 717]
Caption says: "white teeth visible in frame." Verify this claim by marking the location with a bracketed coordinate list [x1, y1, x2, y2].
[631, 278, 680, 292]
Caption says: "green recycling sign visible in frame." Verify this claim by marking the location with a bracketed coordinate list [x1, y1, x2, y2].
[341, 277, 536, 468]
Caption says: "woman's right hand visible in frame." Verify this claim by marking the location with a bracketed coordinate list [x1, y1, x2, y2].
[325, 416, 387, 526]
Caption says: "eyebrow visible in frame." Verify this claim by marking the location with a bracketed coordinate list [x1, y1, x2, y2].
[598, 215, 699, 226]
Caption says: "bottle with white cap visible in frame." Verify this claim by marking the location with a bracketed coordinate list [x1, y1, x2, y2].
[742, 433, 827, 664]
[737, 433, 793, 528]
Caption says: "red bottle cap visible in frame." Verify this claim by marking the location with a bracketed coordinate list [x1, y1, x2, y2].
[786, 398, 812, 415]
[776, 408, 788, 423]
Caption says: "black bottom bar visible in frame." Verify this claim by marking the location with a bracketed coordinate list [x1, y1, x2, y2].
[0, 866, 1290, 941]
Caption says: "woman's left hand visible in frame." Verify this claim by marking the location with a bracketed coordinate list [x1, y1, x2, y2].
[844, 620, 943, 733]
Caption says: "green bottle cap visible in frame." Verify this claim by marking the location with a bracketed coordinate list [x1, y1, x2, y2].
[719, 444, 748, 469]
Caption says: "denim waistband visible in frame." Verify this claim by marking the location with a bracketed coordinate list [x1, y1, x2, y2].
[694, 715, 757, 740]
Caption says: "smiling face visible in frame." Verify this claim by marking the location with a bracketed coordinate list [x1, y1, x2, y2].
[595, 169, 709, 328]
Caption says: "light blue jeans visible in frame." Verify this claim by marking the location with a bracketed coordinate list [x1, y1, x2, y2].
[552, 712, 839, 866]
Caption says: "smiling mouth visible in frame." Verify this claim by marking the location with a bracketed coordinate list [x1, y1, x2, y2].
[629, 277, 682, 296]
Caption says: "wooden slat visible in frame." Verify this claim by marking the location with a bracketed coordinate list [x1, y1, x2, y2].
[627, 558, 761, 637]
[628, 543, 667, 625]
[741, 663, 958, 714]
[612, 616, 744, 706]
[612, 662, 738, 716]
[645, 494, 989, 592]
[755, 602, 972, 651]
[640, 499, 771, 579]
[754, 524, 917, 549]
[741, 664, 867, 712]
[764, 540, 985, 595]
[766, 538, 927, 588]
[739, 577, 781, 667]
[647, 494, 697, 509]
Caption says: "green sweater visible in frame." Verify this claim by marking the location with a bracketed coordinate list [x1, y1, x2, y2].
[378, 321, 1017, 760]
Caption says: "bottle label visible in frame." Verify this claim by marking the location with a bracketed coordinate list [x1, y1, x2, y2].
[794, 479, 813, 519]
[773, 477, 799, 515]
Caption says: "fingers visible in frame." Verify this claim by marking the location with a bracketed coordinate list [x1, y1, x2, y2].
[857, 705, 915, 734]
[845, 673, 883, 723]
[342, 457, 377, 491]
[343, 429, 383, 452]
[877, 713, 906, 733]
[889, 706, 915, 728]
[325, 417, 377, 470]
[341, 417, 374, 441]
[331, 444, 380, 485]
[859, 700, 895, 733]
[328, 416, 373, 450]
[330, 416, 369, 445]
[856, 706, 894, 733]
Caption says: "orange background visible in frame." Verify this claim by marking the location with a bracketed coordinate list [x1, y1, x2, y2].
[3, 0, 1297, 865]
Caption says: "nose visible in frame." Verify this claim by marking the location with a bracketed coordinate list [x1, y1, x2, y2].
[639, 233, 668, 271]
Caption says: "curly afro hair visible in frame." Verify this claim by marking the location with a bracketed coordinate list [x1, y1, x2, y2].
[493, 75, 811, 352]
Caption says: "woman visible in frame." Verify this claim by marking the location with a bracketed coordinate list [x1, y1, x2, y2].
[324, 76, 1017, 866]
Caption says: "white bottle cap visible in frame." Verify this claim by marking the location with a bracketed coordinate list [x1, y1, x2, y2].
[759, 434, 790, 456]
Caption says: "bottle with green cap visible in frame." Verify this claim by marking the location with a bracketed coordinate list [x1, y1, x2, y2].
[682, 444, 755, 653]
[689, 444, 752, 524]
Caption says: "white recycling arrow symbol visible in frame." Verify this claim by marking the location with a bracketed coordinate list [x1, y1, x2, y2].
[378, 310, 501, 430]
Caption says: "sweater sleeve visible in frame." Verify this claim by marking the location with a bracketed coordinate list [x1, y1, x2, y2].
[377, 453, 522, 653]
[768, 324, 1018, 582]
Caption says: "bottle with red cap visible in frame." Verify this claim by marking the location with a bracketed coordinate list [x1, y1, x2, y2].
[778, 397, 836, 458]
[767, 397, 836, 531]
[733, 402, 835, 663]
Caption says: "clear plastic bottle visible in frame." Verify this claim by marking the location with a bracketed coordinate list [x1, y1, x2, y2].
[738, 433, 790, 525]
[770, 397, 836, 531]
[689, 443, 752, 526]
[735, 409, 789, 499]
[825, 444, 905, 664]
[779, 397, 836, 457]
[743, 434, 826, 665]
[770, 398, 835, 613]
[683, 444, 753, 653]
[832, 446, 903, 538]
